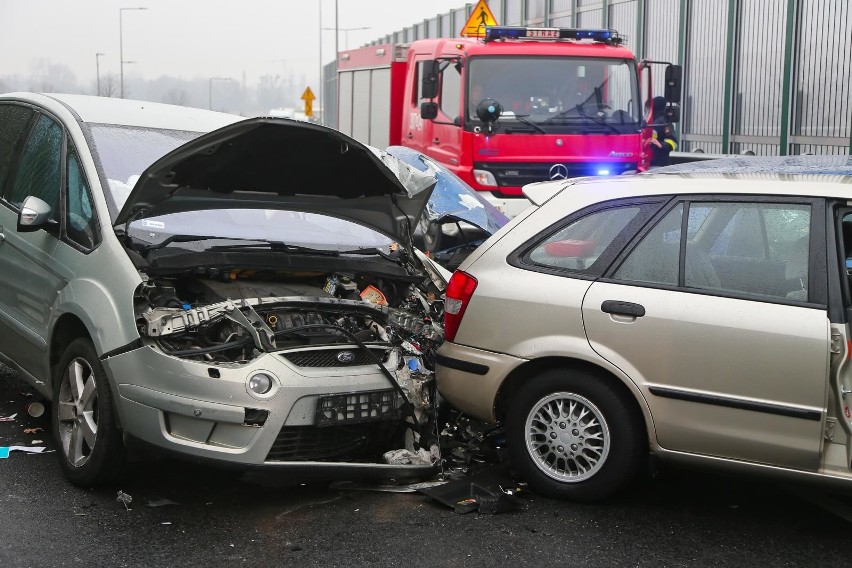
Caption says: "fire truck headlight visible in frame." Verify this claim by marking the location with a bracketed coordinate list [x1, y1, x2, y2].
[473, 169, 498, 187]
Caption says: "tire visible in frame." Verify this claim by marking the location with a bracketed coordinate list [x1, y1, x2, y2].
[52, 338, 126, 486]
[506, 368, 644, 502]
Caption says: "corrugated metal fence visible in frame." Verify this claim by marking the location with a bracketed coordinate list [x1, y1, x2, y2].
[323, 0, 851, 155]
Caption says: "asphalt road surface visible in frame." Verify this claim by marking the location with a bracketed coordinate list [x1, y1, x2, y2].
[1, 363, 850, 568]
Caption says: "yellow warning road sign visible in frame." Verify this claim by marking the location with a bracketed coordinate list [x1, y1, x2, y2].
[460, 0, 498, 38]
[301, 86, 316, 117]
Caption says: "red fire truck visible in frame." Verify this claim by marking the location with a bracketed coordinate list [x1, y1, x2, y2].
[336, 26, 681, 216]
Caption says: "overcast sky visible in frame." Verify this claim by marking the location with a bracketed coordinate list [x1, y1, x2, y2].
[0, 0, 467, 88]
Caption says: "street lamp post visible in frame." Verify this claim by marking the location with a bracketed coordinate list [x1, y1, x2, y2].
[209, 77, 233, 110]
[119, 7, 147, 99]
[95, 53, 105, 96]
[321, 25, 371, 51]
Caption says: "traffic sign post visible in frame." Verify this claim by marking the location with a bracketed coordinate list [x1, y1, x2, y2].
[461, 0, 498, 38]
[301, 86, 316, 117]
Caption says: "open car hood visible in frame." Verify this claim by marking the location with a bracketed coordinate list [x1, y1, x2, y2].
[386, 146, 508, 235]
[114, 118, 436, 242]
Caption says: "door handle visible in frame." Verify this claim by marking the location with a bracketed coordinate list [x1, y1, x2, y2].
[433, 138, 440, 145]
[406, 132, 413, 139]
[0, 226, 5, 244]
[601, 300, 645, 317]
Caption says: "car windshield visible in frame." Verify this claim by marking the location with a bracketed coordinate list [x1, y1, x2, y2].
[386, 146, 508, 235]
[467, 56, 640, 134]
[89, 124, 392, 251]
[89, 123, 202, 215]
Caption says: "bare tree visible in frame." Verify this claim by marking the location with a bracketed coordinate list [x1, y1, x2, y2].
[256, 74, 285, 112]
[99, 73, 120, 97]
[28, 59, 78, 93]
[162, 88, 189, 106]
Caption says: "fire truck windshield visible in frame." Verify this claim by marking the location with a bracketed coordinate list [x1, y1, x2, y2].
[467, 56, 640, 134]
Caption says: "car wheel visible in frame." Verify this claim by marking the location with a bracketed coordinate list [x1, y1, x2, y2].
[53, 338, 126, 486]
[506, 369, 644, 502]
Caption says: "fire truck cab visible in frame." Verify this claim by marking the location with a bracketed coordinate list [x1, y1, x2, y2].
[337, 26, 682, 217]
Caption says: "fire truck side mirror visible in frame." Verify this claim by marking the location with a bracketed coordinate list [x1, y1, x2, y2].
[664, 65, 682, 104]
[421, 60, 440, 100]
[421, 102, 439, 120]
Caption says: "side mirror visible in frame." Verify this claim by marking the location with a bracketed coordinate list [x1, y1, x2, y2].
[420, 102, 438, 120]
[421, 60, 439, 100]
[17, 196, 52, 232]
[664, 105, 681, 124]
[664, 65, 682, 104]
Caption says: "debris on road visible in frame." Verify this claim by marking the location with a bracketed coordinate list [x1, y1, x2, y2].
[0, 445, 48, 458]
[23, 427, 43, 434]
[329, 479, 448, 493]
[147, 498, 181, 507]
[417, 468, 525, 515]
[24, 401, 45, 418]
[116, 490, 133, 510]
[0, 413, 17, 422]
[439, 409, 507, 478]
[383, 446, 440, 466]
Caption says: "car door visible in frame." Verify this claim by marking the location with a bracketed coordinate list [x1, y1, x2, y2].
[582, 196, 828, 470]
[0, 103, 37, 366]
[401, 56, 434, 155]
[424, 58, 463, 174]
[0, 110, 66, 379]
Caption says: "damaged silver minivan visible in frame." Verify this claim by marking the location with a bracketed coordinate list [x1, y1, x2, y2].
[0, 93, 451, 486]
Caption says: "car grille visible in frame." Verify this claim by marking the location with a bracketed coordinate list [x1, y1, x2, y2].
[265, 422, 398, 462]
[279, 348, 388, 368]
[474, 161, 637, 187]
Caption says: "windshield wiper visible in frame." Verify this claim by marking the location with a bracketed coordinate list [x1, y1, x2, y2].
[505, 114, 548, 134]
[139, 234, 261, 252]
[339, 247, 400, 263]
[139, 235, 341, 256]
[206, 242, 341, 256]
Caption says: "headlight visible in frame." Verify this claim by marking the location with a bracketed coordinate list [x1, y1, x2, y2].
[473, 169, 498, 187]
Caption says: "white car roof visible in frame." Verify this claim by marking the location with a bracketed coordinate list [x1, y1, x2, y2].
[536, 156, 852, 214]
[1, 92, 241, 133]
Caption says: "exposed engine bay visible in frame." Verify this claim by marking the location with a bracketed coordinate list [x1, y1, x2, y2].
[133, 265, 445, 466]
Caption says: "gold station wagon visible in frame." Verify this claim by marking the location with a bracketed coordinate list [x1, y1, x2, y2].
[436, 156, 852, 501]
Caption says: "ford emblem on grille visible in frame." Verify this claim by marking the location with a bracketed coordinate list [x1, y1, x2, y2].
[336, 351, 355, 364]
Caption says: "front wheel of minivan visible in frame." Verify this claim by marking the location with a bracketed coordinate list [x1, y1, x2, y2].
[53, 338, 126, 487]
[506, 369, 644, 502]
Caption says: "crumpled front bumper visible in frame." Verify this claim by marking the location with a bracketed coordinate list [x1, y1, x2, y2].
[101, 345, 436, 477]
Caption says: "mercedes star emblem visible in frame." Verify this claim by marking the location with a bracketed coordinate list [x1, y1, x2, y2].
[549, 163, 569, 180]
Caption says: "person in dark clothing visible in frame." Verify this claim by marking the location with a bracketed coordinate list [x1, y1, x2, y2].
[650, 96, 678, 167]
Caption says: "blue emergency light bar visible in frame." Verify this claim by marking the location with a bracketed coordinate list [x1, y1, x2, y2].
[483, 26, 623, 45]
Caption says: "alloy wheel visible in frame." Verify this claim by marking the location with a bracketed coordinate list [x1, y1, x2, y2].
[57, 357, 99, 467]
[524, 392, 610, 483]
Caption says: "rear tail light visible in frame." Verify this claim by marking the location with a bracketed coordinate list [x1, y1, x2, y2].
[444, 271, 478, 342]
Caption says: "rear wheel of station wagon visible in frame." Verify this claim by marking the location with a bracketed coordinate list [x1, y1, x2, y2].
[506, 369, 644, 502]
[53, 338, 126, 487]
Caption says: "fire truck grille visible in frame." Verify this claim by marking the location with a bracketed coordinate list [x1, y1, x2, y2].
[475, 161, 637, 187]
